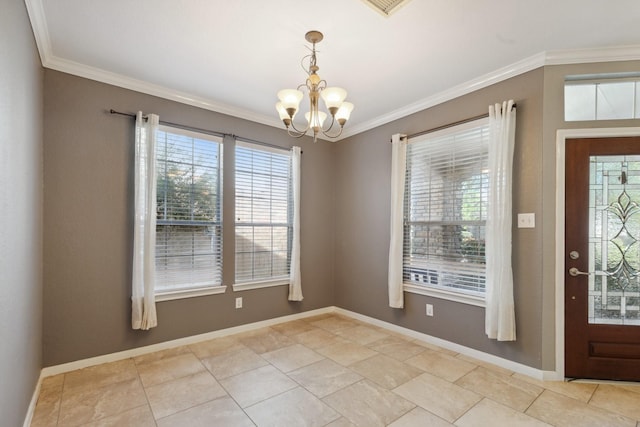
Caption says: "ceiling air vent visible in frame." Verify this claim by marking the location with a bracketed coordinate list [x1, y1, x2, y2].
[361, 0, 411, 16]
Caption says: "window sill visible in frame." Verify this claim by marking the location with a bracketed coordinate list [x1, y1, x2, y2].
[156, 285, 227, 302]
[403, 283, 485, 307]
[233, 278, 289, 292]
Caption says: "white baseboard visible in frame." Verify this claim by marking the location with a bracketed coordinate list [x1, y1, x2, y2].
[22, 374, 42, 427]
[334, 307, 555, 381]
[40, 306, 333, 377]
[39, 305, 552, 380]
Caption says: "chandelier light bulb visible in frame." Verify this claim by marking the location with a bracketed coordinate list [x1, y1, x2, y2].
[275, 102, 288, 120]
[277, 89, 303, 117]
[275, 102, 293, 127]
[305, 111, 327, 131]
[321, 87, 347, 112]
[335, 102, 354, 125]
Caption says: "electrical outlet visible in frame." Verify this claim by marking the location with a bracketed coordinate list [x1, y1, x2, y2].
[235, 297, 243, 309]
[426, 304, 434, 317]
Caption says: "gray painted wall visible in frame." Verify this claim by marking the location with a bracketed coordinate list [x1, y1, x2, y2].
[0, 1, 44, 425]
[40, 56, 640, 374]
[334, 69, 546, 368]
[43, 71, 335, 366]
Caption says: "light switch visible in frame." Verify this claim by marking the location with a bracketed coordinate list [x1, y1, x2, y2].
[517, 213, 535, 228]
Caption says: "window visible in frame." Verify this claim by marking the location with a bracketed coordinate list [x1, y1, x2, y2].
[155, 126, 223, 299]
[234, 141, 292, 289]
[403, 119, 489, 303]
[565, 74, 640, 121]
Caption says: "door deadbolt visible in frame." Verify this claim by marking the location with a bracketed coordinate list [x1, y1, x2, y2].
[569, 251, 580, 260]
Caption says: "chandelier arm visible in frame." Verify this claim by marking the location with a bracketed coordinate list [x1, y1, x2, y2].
[286, 128, 307, 139]
[290, 121, 311, 135]
[320, 116, 345, 139]
[294, 87, 312, 135]
[324, 126, 344, 139]
[321, 114, 337, 133]
[288, 118, 311, 135]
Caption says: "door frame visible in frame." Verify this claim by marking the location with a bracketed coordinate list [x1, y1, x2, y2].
[554, 127, 640, 380]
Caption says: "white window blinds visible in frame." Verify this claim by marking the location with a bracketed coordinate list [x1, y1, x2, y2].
[155, 126, 223, 294]
[404, 119, 489, 296]
[235, 141, 292, 284]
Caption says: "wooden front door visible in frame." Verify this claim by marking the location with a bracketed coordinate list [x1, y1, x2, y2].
[565, 137, 640, 381]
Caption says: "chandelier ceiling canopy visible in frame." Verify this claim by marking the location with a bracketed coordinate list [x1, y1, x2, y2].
[276, 31, 354, 142]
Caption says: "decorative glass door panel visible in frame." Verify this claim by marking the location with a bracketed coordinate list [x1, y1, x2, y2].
[566, 137, 640, 381]
[588, 155, 640, 325]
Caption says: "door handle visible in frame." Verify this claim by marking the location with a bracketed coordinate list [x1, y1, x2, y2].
[568, 267, 593, 277]
[568, 267, 613, 277]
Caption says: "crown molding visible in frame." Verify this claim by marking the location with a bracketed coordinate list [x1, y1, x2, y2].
[341, 52, 547, 139]
[25, 0, 640, 140]
[545, 44, 640, 65]
[24, 0, 51, 65]
[340, 45, 640, 139]
[42, 55, 281, 128]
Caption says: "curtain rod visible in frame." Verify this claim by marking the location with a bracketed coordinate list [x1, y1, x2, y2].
[109, 109, 295, 153]
[398, 103, 517, 142]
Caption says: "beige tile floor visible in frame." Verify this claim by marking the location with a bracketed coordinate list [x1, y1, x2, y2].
[31, 313, 640, 427]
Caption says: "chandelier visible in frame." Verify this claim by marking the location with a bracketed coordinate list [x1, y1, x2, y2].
[276, 31, 354, 142]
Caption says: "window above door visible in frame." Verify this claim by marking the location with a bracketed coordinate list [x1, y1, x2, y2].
[565, 73, 640, 122]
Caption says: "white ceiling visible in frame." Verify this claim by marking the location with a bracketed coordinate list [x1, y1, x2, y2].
[26, 0, 640, 139]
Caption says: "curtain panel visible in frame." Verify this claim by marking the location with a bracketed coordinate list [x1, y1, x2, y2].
[485, 100, 517, 341]
[288, 146, 303, 301]
[132, 112, 159, 330]
[388, 134, 407, 308]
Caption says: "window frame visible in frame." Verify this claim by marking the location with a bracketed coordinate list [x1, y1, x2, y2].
[402, 118, 489, 307]
[154, 125, 225, 302]
[232, 140, 293, 292]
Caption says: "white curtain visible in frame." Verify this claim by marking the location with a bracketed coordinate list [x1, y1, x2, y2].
[132, 112, 159, 330]
[388, 134, 407, 308]
[288, 146, 303, 301]
[485, 100, 516, 341]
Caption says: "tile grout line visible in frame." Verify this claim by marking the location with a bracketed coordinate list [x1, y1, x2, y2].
[206, 337, 306, 425]
[586, 383, 598, 405]
[130, 357, 159, 427]
[211, 372, 256, 426]
[54, 373, 67, 427]
[239, 326, 363, 422]
[318, 378, 370, 424]
[451, 396, 486, 425]
[134, 347, 232, 424]
[519, 384, 546, 422]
